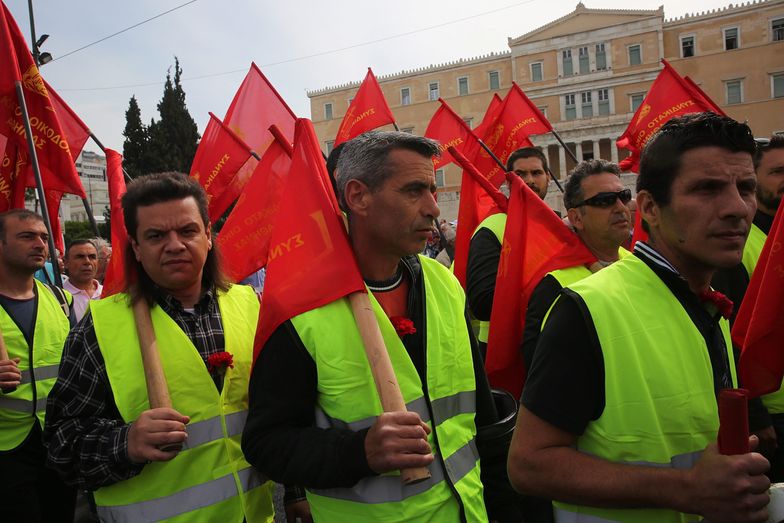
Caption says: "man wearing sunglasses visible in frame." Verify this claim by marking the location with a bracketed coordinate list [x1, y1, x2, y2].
[466, 147, 553, 359]
[509, 113, 770, 523]
[521, 159, 631, 375]
[713, 134, 784, 480]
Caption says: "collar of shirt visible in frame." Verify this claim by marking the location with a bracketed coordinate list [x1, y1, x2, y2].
[63, 279, 103, 299]
[633, 241, 723, 323]
[154, 286, 217, 316]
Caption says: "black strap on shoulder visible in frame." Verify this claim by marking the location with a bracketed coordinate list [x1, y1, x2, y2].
[44, 283, 71, 318]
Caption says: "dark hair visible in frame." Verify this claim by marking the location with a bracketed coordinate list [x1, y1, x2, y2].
[637, 112, 756, 207]
[336, 131, 440, 212]
[754, 134, 784, 170]
[0, 209, 44, 242]
[65, 239, 96, 258]
[563, 159, 621, 209]
[325, 142, 345, 201]
[121, 172, 229, 305]
[506, 147, 550, 174]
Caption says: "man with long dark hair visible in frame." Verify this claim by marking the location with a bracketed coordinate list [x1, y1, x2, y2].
[45, 173, 275, 522]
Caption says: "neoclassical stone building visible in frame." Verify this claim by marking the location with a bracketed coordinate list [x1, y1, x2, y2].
[309, 1, 784, 218]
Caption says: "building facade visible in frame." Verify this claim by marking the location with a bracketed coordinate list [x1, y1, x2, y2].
[60, 150, 109, 223]
[309, 0, 784, 218]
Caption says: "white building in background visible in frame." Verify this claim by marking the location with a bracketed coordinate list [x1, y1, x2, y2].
[61, 150, 109, 223]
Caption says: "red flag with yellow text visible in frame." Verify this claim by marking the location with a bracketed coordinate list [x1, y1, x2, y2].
[425, 98, 482, 170]
[617, 60, 724, 172]
[334, 68, 396, 146]
[190, 112, 254, 222]
[486, 175, 596, 398]
[0, 3, 85, 198]
[473, 93, 503, 142]
[101, 150, 128, 298]
[254, 119, 365, 359]
[217, 129, 292, 282]
[735, 204, 784, 397]
[473, 83, 551, 186]
[449, 146, 507, 288]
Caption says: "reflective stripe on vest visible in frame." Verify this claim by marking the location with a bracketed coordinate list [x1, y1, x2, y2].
[96, 466, 266, 523]
[294, 256, 487, 522]
[19, 363, 60, 385]
[0, 280, 71, 451]
[554, 509, 702, 523]
[0, 396, 47, 413]
[472, 213, 507, 343]
[314, 390, 475, 432]
[310, 439, 478, 504]
[551, 255, 734, 523]
[92, 286, 274, 523]
[182, 410, 247, 450]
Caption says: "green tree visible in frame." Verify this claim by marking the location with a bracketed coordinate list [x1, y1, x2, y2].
[122, 95, 148, 178]
[147, 57, 200, 173]
[64, 220, 95, 246]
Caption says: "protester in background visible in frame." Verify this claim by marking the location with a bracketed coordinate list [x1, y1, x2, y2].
[467, 146, 553, 357]
[510, 113, 769, 522]
[435, 223, 456, 267]
[243, 131, 522, 522]
[713, 134, 784, 479]
[62, 239, 102, 321]
[91, 237, 112, 284]
[33, 247, 64, 285]
[0, 210, 76, 523]
[45, 173, 275, 522]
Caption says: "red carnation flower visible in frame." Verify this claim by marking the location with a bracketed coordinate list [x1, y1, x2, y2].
[698, 290, 734, 320]
[390, 316, 416, 337]
[207, 351, 234, 373]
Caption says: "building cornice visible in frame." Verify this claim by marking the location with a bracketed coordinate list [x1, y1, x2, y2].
[508, 2, 664, 46]
[307, 51, 510, 97]
[664, 0, 782, 26]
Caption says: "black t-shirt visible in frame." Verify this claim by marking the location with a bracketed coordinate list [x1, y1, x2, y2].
[522, 243, 733, 435]
[466, 227, 501, 322]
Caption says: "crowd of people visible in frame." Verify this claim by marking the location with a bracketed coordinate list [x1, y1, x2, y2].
[0, 112, 782, 522]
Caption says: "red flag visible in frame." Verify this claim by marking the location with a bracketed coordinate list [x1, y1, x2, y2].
[45, 80, 91, 160]
[424, 99, 482, 170]
[0, 3, 85, 198]
[334, 68, 396, 146]
[485, 175, 596, 398]
[473, 83, 552, 185]
[449, 146, 507, 288]
[254, 119, 366, 359]
[101, 150, 128, 298]
[0, 138, 24, 211]
[190, 112, 254, 222]
[217, 129, 292, 282]
[735, 204, 784, 397]
[473, 93, 503, 141]
[223, 63, 296, 156]
[617, 60, 725, 172]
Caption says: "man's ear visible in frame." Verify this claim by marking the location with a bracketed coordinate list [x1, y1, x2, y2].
[344, 179, 372, 217]
[567, 207, 584, 232]
[636, 190, 660, 231]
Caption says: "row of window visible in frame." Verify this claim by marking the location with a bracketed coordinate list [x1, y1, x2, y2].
[322, 71, 502, 119]
[681, 18, 783, 58]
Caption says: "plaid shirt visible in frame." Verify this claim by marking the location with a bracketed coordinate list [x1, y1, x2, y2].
[44, 288, 226, 491]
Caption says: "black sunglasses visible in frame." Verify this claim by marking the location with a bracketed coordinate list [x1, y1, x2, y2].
[574, 189, 632, 208]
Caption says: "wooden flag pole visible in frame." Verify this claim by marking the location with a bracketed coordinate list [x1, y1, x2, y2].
[0, 326, 17, 393]
[348, 292, 431, 485]
[132, 299, 172, 409]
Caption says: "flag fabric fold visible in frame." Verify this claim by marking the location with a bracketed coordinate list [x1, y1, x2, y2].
[217, 127, 292, 282]
[0, 2, 85, 199]
[735, 204, 784, 397]
[424, 99, 483, 170]
[190, 112, 254, 222]
[485, 175, 596, 398]
[617, 59, 725, 173]
[101, 149, 128, 298]
[254, 119, 366, 361]
[334, 68, 396, 146]
[448, 146, 507, 288]
[473, 83, 551, 186]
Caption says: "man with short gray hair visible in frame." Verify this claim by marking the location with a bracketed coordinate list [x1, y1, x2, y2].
[243, 131, 520, 522]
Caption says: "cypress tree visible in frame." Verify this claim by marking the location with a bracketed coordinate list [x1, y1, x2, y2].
[122, 95, 148, 178]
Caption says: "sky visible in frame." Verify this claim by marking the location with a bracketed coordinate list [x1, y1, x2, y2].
[6, 0, 743, 153]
